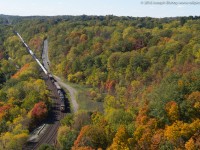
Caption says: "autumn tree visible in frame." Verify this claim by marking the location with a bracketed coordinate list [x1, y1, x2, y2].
[108, 125, 130, 150]
[30, 101, 48, 127]
[165, 101, 179, 123]
[57, 126, 78, 150]
[164, 119, 200, 146]
[74, 125, 108, 149]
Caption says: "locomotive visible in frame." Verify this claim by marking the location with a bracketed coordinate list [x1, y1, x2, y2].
[53, 79, 66, 112]
[15, 31, 66, 112]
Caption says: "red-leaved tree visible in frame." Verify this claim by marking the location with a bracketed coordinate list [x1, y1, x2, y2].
[31, 102, 48, 123]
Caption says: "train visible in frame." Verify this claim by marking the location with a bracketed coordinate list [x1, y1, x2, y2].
[52, 77, 66, 112]
[15, 31, 66, 112]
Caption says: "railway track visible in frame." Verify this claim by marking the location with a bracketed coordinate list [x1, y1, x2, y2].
[24, 74, 66, 150]
[15, 33, 68, 149]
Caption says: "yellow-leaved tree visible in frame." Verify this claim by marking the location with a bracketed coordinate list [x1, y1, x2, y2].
[165, 101, 179, 123]
[108, 125, 130, 150]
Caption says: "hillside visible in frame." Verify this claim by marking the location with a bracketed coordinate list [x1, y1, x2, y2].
[0, 15, 200, 149]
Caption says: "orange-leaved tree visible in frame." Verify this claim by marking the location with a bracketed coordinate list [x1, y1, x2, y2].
[73, 125, 107, 149]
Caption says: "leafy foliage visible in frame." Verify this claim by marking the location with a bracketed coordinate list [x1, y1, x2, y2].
[1, 15, 200, 149]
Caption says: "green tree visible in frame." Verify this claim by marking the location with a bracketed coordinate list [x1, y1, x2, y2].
[57, 126, 77, 150]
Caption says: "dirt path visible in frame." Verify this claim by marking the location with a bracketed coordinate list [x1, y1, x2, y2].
[42, 39, 50, 72]
[42, 40, 78, 113]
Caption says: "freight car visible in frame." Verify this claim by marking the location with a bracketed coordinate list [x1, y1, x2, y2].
[54, 81, 66, 111]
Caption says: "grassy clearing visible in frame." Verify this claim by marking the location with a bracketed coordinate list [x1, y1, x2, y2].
[76, 89, 103, 112]
[59, 77, 104, 112]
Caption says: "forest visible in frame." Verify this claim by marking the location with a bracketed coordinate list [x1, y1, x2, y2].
[0, 14, 200, 149]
